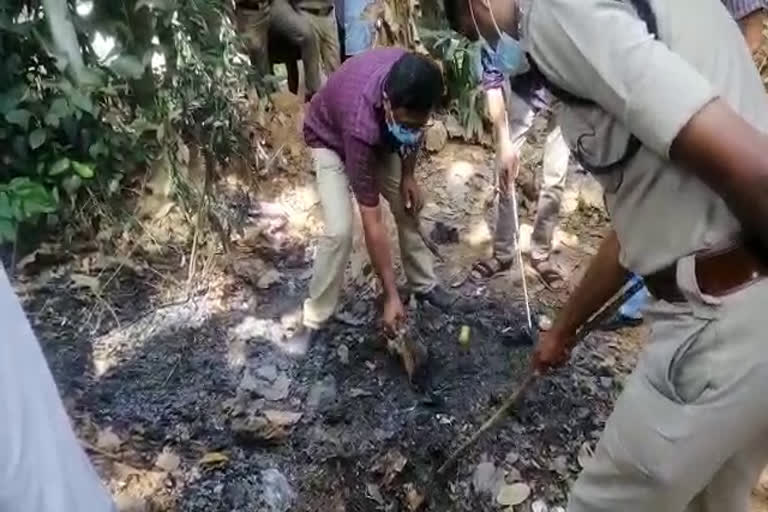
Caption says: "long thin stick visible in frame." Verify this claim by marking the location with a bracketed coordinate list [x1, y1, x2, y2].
[415, 218, 443, 261]
[436, 277, 646, 476]
[510, 183, 532, 330]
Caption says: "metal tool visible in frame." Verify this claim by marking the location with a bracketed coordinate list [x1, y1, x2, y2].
[435, 277, 646, 476]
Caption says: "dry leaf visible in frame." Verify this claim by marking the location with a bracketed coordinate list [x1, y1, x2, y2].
[578, 442, 595, 468]
[263, 410, 303, 427]
[96, 427, 122, 452]
[365, 483, 385, 505]
[372, 449, 408, 486]
[496, 483, 531, 506]
[199, 451, 229, 466]
[350, 388, 372, 398]
[404, 483, 425, 511]
[71, 273, 101, 294]
[337, 344, 350, 365]
[257, 268, 281, 289]
[155, 448, 181, 472]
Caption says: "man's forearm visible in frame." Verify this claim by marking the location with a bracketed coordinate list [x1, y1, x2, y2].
[487, 88, 512, 147]
[360, 205, 399, 298]
[401, 150, 417, 179]
[552, 230, 629, 340]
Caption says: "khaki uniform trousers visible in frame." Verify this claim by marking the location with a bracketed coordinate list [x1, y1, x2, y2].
[495, 92, 569, 263]
[569, 254, 768, 512]
[300, 6, 341, 76]
[236, 5, 272, 77]
[270, 0, 323, 94]
[302, 148, 436, 329]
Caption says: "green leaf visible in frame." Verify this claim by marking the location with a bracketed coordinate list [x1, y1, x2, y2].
[0, 86, 26, 115]
[44, 113, 60, 128]
[0, 218, 15, 243]
[29, 128, 47, 149]
[48, 97, 70, 118]
[0, 192, 11, 219]
[49, 158, 71, 176]
[89, 140, 108, 159]
[109, 55, 146, 80]
[68, 89, 94, 115]
[61, 174, 83, 195]
[5, 109, 32, 130]
[71, 161, 95, 179]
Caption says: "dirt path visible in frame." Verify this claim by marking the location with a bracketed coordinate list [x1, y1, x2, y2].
[11, 138, 768, 511]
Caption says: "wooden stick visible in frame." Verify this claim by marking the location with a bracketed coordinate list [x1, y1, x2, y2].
[435, 277, 646, 476]
[415, 220, 443, 261]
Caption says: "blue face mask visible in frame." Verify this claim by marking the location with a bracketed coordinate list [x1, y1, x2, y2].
[472, 0, 530, 77]
[387, 119, 422, 147]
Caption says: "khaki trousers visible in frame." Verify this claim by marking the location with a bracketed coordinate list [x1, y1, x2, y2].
[302, 148, 436, 329]
[237, 6, 272, 77]
[302, 8, 341, 75]
[495, 91, 569, 263]
[270, 0, 322, 94]
[569, 254, 768, 512]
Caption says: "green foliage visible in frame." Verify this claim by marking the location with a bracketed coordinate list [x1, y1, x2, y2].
[0, 0, 256, 243]
[423, 29, 488, 142]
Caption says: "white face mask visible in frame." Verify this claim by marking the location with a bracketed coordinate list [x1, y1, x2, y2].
[470, 0, 530, 77]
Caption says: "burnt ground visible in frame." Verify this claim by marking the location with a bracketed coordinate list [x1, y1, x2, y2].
[8, 138, 674, 512]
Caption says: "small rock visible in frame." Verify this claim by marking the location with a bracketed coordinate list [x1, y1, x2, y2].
[404, 483, 425, 511]
[155, 448, 181, 472]
[96, 427, 122, 452]
[424, 120, 448, 152]
[538, 314, 553, 331]
[256, 364, 278, 382]
[473, 461, 505, 496]
[261, 468, 295, 512]
[551, 455, 569, 476]
[337, 344, 350, 365]
[308, 375, 337, 411]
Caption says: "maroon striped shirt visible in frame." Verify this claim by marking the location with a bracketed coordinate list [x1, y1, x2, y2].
[303, 47, 406, 207]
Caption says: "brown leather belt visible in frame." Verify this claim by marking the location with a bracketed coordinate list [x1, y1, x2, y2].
[643, 243, 768, 303]
[299, 5, 333, 15]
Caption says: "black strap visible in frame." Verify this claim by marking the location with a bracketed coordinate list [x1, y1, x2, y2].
[527, 0, 658, 174]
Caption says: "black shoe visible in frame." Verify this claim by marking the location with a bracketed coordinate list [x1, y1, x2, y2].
[415, 285, 477, 312]
[282, 326, 319, 357]
[599, 313, 643, 332]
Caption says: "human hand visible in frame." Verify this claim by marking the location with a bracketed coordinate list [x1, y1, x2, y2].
[498, 142, 520, 195]
[382, 294, 406, 334]
[400, 175, 424, 215]
[531, 328, 573, 374]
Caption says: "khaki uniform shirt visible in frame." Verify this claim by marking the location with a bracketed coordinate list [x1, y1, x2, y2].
[523, 0, 768, 275]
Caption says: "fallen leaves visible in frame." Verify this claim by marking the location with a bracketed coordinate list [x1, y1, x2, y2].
[199, 451, 229, 467]
[496, 482, 531, 507]
[403, 483, 425, 511]
[365, 483, 385, 506]
[70, 272, 101, 294]
[96, 427, 122, 452]
[154, 448, 181, 472]
[371, 449, 408, 486]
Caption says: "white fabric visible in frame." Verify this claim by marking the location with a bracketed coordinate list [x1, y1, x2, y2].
[0, 268, 115, 512]
[524, 0, 768, 274]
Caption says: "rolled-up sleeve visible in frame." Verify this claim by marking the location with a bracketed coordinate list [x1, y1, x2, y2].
[344, 135, 380, 207]
[722, 0, 767, 20]
[481, 46, 506, 91]
[527, 0, 718, 157]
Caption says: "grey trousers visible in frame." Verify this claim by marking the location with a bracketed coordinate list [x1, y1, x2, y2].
[495, 92, 569, 263]
[570, 254, 768, 512]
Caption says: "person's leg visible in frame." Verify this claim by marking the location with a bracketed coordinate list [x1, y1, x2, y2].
[477, 88, 533, 277]
[569, 272, 768, 512]
[302, 148, 354, 329]
[0, 268, 115, 511]
[270, 0, 322, 95]
[377, 152, 436, 294]
[237, 6, 272, 77]
[307, 10, 341, 75]
[530, 122, 569, 262]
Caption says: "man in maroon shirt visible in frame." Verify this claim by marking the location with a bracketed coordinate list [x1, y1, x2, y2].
[289, 48, 460, 350]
